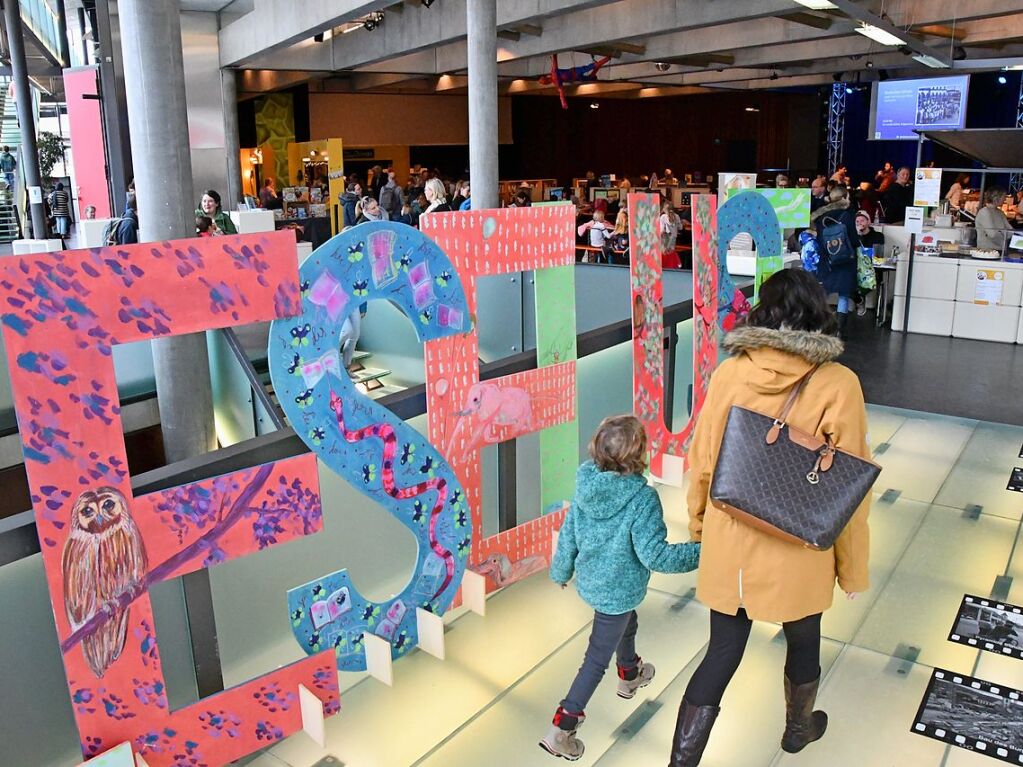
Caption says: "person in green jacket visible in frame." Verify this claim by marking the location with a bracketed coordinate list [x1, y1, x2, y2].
[540, 415, 700, 761]
[196, 189, 237, 235]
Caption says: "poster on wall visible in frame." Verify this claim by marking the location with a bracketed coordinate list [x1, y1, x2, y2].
[0, 232, 340, 766]
[914, 168, 942, 208]
[913, 669, 1023, 764]
[974, 269, 1005, 306]
[948, 594, 1023, 660]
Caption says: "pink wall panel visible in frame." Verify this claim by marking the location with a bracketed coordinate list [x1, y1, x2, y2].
[63, 67, 112, 219]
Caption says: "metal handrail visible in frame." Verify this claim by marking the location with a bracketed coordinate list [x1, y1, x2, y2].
[0, 287, 751, 568]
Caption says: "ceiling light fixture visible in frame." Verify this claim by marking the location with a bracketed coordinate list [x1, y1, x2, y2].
[422, 0, 436, 6]
[854, 23, 906, 47]
[654, 62, 671, 72]
[793, 0, 837, 9]
[589, 102, 600, 109]
[363, 12, 384, 31]
[744, 106, 760, 112]
[911, 53, 948, 68]
[998, 75, 1008, 84]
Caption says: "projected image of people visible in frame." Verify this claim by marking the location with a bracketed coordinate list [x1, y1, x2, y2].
[915, 87, 963, 126]
[953, 601, 1023, 648]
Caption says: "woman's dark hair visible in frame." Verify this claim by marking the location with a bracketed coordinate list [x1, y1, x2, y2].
[743, 269, 838, 335]
[203, 189, 222, 209]
[955, 173, 970, 185]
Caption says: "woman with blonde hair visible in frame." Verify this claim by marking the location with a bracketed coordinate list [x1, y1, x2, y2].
[423, 177, 452, 215]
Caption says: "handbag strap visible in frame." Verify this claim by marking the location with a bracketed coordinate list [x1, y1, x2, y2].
[775, 365, 820, 426]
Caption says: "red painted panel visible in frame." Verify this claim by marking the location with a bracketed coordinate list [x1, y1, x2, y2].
[64, 67, 112, 219]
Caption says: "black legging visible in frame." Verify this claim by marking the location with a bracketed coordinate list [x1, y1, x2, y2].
[684, 609, 822, 707]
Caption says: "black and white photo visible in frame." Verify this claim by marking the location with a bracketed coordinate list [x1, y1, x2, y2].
[914, 670, 1023, 763]
[949, 594, 1023, 659]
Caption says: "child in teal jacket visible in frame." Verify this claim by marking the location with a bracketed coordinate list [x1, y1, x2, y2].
[540, 415, 700, 761]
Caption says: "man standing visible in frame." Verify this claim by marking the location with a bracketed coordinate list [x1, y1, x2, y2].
[378, 168, 405, 220]
[881, 166, 914, 224]
[0, 145, 16, 189]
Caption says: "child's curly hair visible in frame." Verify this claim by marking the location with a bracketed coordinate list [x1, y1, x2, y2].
[589, 415, 648, 475]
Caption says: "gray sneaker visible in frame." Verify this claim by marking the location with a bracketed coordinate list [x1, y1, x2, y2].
[617, 660, 656, 699]
[539, 724, 585, 761]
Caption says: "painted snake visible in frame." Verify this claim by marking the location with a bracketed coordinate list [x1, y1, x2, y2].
[329, 391, 455, 602]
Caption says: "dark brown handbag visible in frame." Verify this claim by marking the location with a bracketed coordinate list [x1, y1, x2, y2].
[709, 366, 881, 551]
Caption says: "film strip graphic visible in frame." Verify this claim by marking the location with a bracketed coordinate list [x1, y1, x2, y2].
[913, 670, 1023, 765]
[948, 594, 1023, 661]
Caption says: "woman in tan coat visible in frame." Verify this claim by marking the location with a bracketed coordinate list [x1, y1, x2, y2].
[670, 269, 872, 766]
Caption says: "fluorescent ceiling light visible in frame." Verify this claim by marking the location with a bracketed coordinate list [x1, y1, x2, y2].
[793, 0, 837, 9]
[912, 53, 949, 68]
[855, 23, 906, 46]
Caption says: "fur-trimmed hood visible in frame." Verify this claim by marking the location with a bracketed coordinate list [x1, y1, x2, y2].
[809, 197, 850, 225]
[724, 325, 844, 365]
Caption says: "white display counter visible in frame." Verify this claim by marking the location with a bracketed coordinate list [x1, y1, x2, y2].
[726, 249, 801, 276]
[893, 250, 1023, 343]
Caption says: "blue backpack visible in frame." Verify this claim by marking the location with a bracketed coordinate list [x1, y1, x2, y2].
[819, 215, 855, 266]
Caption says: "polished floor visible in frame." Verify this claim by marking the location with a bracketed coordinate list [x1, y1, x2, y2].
[244, 405, 1023, 767]
[841, 317, 1023, 427]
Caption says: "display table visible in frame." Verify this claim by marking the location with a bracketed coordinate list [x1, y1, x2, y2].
[893, 252, 1023, 342]
[275, 216, 331, 250]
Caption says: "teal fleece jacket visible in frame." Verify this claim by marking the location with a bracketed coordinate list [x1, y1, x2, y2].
[550, 462, 700, 615]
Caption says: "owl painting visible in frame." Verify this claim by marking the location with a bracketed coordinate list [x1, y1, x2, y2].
[61, 487, 148, 678]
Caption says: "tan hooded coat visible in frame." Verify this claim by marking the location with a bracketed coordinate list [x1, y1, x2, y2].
[688, 326, 872, 622]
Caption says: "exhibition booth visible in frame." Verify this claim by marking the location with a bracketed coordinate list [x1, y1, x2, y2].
[889, 128, 1023, 342]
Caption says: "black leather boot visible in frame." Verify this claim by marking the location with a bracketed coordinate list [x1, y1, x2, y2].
[668, 699, 719, 766]
[837, 311, 850, 340]
[781, 675, 828, 753]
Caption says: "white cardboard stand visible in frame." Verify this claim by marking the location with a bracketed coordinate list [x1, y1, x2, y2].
[229, 209, 276, 234]
[76, 742, 135, 766]
[652, 452, 686, 488]
[298, 683, 327, 747]
[416, 607, 445, 660]
[363, 632, 394, 686]
[461, 569, 487, 617]
[135, 756, 150, 767]
[79, 218, 117, 248]
[12, 238, 63, 255]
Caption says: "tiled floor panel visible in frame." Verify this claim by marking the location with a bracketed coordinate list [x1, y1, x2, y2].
[259, 406, 1023, 767]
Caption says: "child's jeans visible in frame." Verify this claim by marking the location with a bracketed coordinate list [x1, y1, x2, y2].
[561, 610, 640, 714]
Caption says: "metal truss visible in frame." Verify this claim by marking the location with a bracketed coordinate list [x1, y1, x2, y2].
[827, 82, 846, 178]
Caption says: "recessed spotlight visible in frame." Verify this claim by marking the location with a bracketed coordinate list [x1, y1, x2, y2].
[745, 106, 760, 112]
[654, 62, 671, 72]
[846, 85, 854, 94]
[589, 102, 600, 109]
[998, 75, 1008, 84]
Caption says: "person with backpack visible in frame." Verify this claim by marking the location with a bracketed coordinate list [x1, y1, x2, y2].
[48, 182, 72, 242]
[0, 145, 16, 189]
[809, 185, 860, 339]
[378, 168, 405, 220]
[114, 193, 138, 245]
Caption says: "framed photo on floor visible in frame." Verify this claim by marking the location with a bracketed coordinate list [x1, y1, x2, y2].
[948, 594, 1023, 660]
[913, 669, 1023, 763]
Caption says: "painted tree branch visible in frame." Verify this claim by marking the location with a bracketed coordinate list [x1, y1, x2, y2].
[59, 463, 274, 655]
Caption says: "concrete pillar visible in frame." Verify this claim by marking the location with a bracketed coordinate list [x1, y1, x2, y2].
[221, 68, 242, 210]
[3, 0, 48, 239]
[119, 0, 216, 462]
[467, 0, 498, 209]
